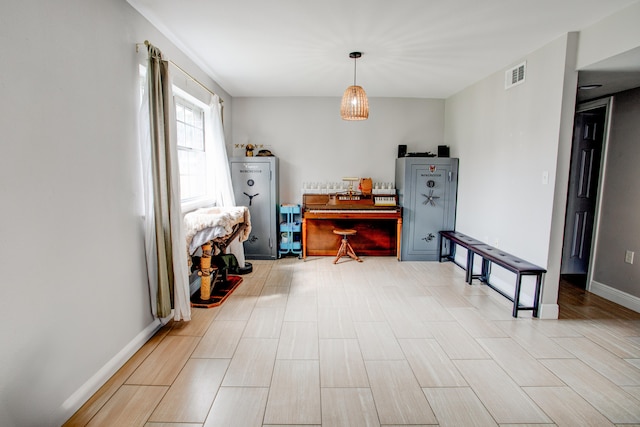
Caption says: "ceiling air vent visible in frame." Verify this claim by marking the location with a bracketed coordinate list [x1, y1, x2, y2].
[505, 61, 526, 89]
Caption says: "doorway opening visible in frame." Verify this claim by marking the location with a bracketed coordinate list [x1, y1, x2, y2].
[560, 99, 610, 291]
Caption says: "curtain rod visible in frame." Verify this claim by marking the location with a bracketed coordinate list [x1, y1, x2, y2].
[136, 40, 223, 104]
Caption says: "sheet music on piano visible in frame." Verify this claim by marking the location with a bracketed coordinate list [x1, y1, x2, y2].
[374, 196, 396, 206]
[303, 193, 398, 209]
[308, 209, 395, 213]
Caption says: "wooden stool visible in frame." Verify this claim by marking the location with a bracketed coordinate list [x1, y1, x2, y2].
[333, 229, 362, 264]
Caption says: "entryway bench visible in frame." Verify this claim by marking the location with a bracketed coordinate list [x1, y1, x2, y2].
[438, 230, 546, 318]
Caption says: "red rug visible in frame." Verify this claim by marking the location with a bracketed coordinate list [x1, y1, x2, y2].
[190, 275, 243, 308]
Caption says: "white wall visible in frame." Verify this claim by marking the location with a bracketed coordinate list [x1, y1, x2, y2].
[444, 34, 579, 318]
[576, 1, 640, 69]
[231, 97, 444, 203]
[0, 1, 229, 426]
[591, 88, 640, 303]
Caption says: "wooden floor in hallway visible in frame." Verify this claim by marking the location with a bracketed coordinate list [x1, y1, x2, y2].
[64, 257, 640, 426]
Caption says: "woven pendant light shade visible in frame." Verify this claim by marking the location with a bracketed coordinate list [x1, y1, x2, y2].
[340, 52, 369, 120]
[341, 85, 369, 120]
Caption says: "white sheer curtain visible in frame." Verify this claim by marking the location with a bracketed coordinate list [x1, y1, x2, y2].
[205, 95, 246, 268]
[138, 43, 191, 321]
[138, 65, 159, 318]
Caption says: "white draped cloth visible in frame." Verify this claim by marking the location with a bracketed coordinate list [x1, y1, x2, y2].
[184, 206, 251, 255]
[205, 94, 247, 267]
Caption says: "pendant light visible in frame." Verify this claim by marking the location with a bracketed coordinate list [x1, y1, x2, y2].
[340, 52, 369, 120]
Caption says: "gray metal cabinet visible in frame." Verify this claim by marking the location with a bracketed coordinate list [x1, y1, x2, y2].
[230, 157, 279, 259]
[395, 157, 458, 261]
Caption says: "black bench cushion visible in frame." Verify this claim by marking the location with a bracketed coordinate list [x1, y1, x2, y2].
[472, 244, 546, 274]
[440, 231, 485, 248]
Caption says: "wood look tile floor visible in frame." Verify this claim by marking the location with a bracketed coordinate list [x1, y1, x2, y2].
[65, 258, 640, 427]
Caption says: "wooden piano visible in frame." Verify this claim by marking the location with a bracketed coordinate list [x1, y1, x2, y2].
[302, 193, 402, 259]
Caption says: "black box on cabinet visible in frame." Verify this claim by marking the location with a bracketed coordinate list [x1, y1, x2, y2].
[438, 145, 450, 157]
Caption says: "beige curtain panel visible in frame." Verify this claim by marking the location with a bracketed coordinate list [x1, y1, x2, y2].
[144, 43, 190, 321]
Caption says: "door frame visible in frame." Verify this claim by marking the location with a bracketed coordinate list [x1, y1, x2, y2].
[564, 97, 613, 292]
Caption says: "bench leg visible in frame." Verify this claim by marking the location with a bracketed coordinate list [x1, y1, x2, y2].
[439, 236, 456, 263]
[466, 250, 474, 284]
[513, 273, 523, 318]
[480, 258, 491, 283]
[533, 274, 542, 318]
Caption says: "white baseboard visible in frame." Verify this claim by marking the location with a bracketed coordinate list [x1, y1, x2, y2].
[56, 319, 163, 426]
[590, 280, 640, 313]
[538, 303, 560, 319]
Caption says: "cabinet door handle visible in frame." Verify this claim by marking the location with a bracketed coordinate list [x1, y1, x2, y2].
[243, 192, 259, 206]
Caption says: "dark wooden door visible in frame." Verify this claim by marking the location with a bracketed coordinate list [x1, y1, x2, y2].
[561, 106, 606, 275]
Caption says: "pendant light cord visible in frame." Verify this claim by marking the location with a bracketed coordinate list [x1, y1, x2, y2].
[353, 57, 357, 86]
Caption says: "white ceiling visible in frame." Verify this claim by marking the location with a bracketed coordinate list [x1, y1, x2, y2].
[128, 0, 640, 99]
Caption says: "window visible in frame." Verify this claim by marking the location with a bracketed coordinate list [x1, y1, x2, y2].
[173, 88, 214, 211]
[139, 64, 214, 211]
[175, 96, 206, 202]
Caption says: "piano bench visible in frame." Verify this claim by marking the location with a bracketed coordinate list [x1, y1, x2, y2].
[332, 229, 363, 264]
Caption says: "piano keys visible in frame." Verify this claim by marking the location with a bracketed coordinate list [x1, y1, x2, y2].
[302, 193, 402, 259]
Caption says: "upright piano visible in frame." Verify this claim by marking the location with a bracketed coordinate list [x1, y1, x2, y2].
[302, 193, 402, 259]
